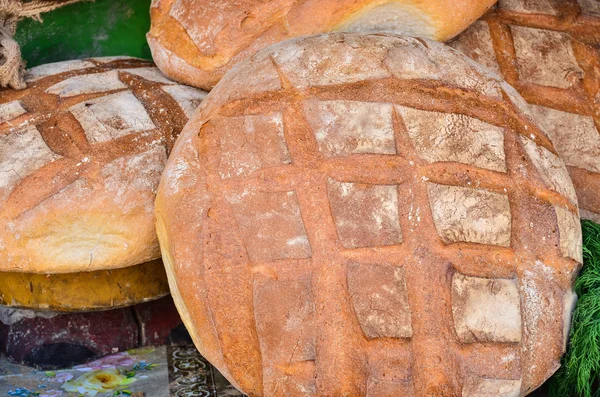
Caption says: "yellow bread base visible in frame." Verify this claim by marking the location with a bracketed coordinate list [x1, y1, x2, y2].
[0, 259, 169, 312]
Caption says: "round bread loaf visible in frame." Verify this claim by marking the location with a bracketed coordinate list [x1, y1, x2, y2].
[147, 0, 496, 90]
[0, 57, 206, 310]
[450, 0, 600, 224]
[156, 33, 582, 396]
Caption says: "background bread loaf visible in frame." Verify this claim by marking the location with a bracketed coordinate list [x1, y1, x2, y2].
[147, 0, 497, 90]
[450, 0, 600, 224]
[156, 33, 582, 396]
[0, 56, 207, 274]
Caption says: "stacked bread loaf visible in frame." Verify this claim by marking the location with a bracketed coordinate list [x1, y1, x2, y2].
[156, 33, 582, 396]
[0, 56, 206, 311]
[451, 0, 600, 224]
[147, 0, 497, 90]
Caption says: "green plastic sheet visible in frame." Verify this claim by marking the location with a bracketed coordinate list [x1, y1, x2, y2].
[14, 0, 152, 67]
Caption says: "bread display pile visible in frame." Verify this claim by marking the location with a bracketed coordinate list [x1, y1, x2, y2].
[0, 56, 206, 310]
[1, 0, 595, 395]
[156, 33, 582, 396]
[147, 0, 497, 90]
[450, 0, 600, 223]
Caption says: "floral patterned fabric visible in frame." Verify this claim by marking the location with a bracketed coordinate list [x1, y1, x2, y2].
[1, 346, 244, 397]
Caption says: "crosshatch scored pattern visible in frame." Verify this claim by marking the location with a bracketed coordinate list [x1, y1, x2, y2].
[450, 0, 600, 223]
[0, 57, 206, 272]
[159, 34, 582, 397]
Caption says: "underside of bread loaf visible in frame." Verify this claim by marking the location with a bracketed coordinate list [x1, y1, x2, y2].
[334, 2, 438, 39]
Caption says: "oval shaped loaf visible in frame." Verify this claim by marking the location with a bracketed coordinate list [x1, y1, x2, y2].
[147, 0, 496, 90]
[450, 0, 600, 225]
[0, 56, 207, 274]
[156, 33, 582, 396]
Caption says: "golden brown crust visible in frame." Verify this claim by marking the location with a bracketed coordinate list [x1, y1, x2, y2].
[450, 0, 600, 221]
[0, 259, 169, 312]
[157, 33, 581, 396]
[147, 0, 497, 90]
[0, 57, 207, 274]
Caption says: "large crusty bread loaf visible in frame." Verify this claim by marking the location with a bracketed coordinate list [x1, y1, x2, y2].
[156, 33, 582, 396]
[450, 0, 600, 223]
[147, 0, 497, 90]
[0, 56, 207, 274]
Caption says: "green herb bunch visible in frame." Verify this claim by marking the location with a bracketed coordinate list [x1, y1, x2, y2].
[549, 220, 600, 397]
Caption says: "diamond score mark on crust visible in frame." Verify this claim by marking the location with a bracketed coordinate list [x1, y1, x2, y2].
[0, 60, 196, 217]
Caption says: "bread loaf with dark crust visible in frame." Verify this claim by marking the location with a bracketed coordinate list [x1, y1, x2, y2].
[147, 0, 497, 90]
[0, 57, 207, 274]
[156, 33, 582, 396]
[450, 0, 600, 223]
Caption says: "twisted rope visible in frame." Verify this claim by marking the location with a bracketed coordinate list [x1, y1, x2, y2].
[0, 0, 88, 89]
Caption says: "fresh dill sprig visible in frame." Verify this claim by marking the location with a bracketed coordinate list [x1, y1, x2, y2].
[549, 219, 600, 397]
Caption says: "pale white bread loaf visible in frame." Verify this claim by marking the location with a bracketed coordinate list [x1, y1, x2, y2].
[147, 0, 497, 90]
[0, 57, 207, 274]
